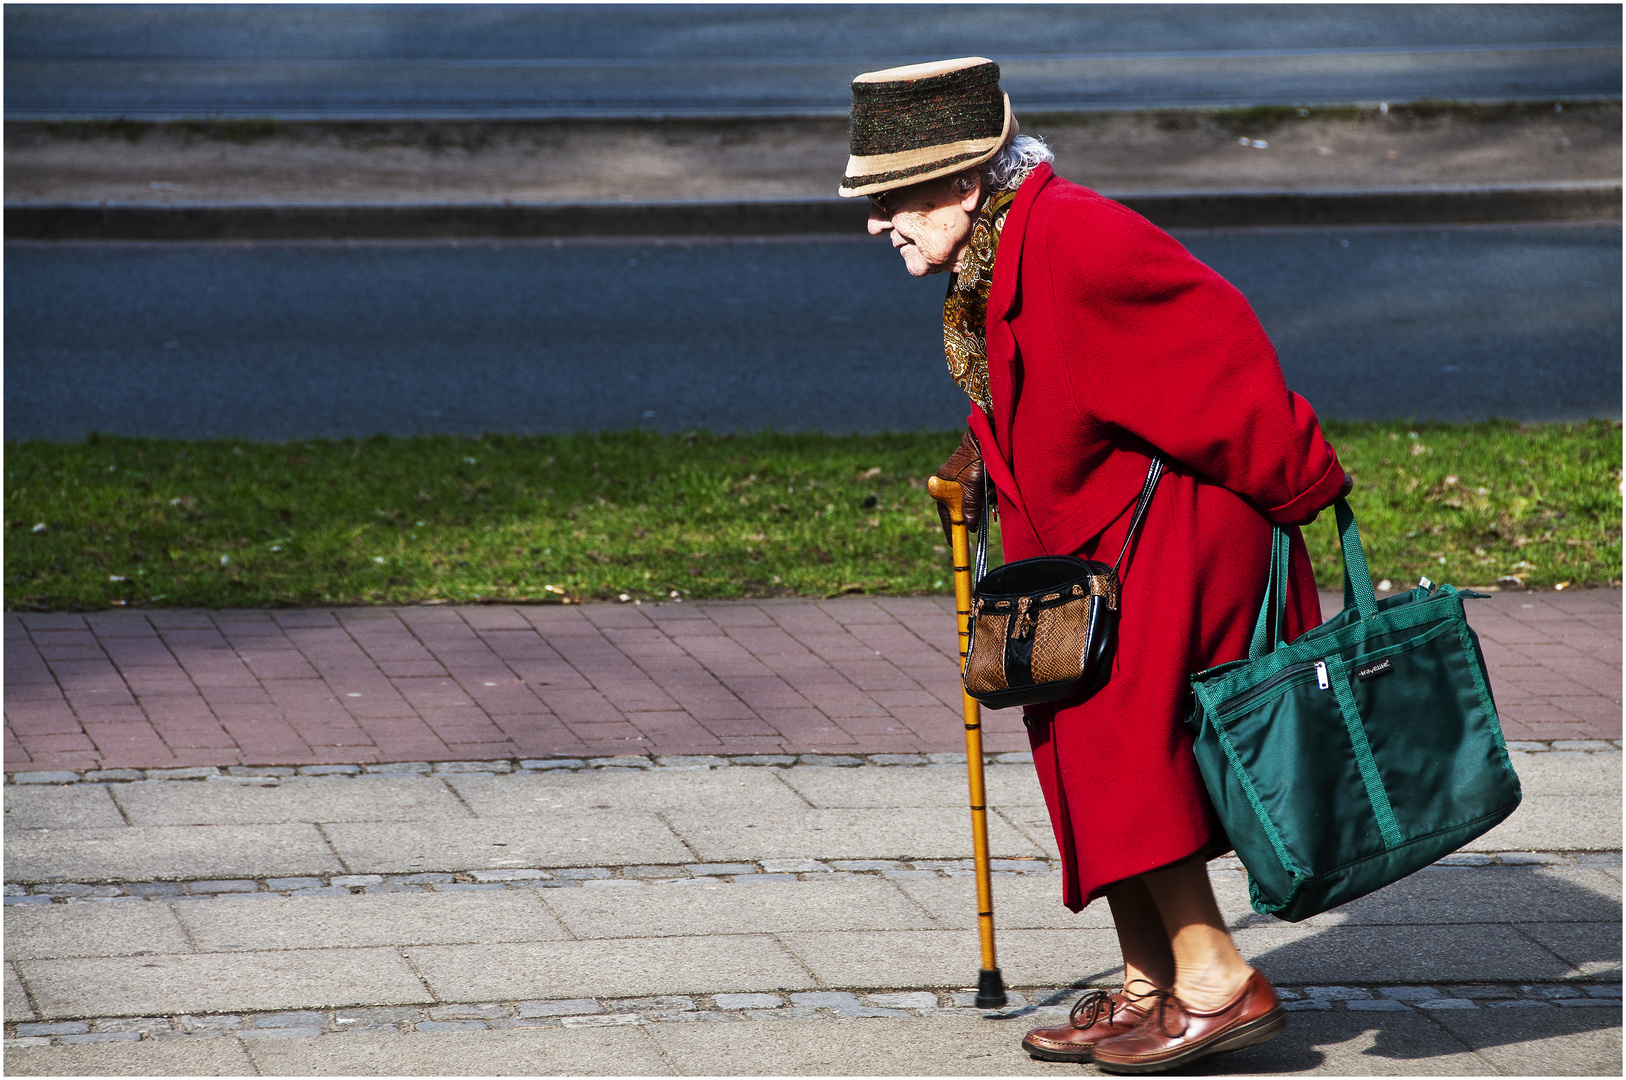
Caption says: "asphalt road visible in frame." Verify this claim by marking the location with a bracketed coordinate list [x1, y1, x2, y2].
[5, 223, 1619, 442]
[5, 4, 1619, 119]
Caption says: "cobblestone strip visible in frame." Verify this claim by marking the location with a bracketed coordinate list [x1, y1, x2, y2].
[6, 742, 1618, 786]
[7, 852, 1619, 903]
[6, 984, 1620, 1047]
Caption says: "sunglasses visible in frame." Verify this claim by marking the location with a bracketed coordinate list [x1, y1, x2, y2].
[868, 175, 956, 216]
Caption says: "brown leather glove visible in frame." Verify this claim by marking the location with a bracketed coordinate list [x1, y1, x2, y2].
[934, 429, 985, 544]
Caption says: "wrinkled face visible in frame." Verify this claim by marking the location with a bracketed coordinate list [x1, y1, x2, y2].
[866, 173, 982, 278]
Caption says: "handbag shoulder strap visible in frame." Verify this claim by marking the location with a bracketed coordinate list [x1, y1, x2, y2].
[973, 481, 992, 587]
[1112, 455, 1165, 576]
[974, 455, 1164, 589]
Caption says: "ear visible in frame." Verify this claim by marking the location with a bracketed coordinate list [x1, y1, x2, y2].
[958, 173, 983, 213]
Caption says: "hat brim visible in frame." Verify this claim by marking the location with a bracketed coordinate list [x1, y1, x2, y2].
[838, 93, 1013, 199]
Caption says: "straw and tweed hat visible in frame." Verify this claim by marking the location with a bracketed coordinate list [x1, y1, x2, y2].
[838, 56, 1014, 199]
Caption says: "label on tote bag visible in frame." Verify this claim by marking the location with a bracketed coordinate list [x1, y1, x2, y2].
[1355, 658, 1395, 681]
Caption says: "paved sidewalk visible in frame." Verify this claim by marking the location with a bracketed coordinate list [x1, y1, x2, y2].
[4, 591, 1620, 773]
[4, 751, 1621, 1075]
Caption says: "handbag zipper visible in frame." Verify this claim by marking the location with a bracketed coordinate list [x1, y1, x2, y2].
[1315, 661, 1330, 690]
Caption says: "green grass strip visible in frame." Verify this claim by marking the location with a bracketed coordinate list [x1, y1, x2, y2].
[5, 421, 1618, 611]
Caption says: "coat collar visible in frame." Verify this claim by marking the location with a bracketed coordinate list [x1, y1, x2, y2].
[987, 162, 1054, 326]
[973, 162, 1055, 547]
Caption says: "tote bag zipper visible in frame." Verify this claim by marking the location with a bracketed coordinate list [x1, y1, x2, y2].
[1218, 659, 1332, 718]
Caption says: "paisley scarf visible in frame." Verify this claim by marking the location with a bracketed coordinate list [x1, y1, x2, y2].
[942, 187, 1018, 415]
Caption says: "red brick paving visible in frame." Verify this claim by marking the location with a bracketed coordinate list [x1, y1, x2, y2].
[4, 591, 1619, 772]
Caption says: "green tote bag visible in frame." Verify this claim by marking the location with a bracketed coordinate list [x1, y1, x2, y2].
[1186, 499, 1522, 923]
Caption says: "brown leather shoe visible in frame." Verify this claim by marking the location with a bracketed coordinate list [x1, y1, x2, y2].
[1021, 988, 1152, 1063]
[1090, 970, 1286, 1074]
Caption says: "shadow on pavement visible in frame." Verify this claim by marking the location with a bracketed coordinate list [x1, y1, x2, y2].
[1003, 866, 1621, 1074]
[1237, 867, 1620, 1070]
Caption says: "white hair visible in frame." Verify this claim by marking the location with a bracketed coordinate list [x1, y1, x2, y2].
[947, 134, 1055, 196]
[981, 134, 1055, 191]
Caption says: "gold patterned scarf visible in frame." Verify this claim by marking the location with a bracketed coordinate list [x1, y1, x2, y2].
[943, 188, 1018, 415]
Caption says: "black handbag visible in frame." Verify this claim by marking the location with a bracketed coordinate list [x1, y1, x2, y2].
[963, 457, 1164, 709]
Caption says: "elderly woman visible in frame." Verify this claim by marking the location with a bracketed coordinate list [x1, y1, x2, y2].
[841, 59, 1351, 1074]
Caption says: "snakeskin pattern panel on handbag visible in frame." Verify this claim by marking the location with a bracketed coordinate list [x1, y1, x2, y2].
[1030, 595, 1094, 685]
[965, 606, 1012, 694]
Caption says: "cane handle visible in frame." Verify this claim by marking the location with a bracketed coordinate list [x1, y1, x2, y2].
[927, 476, 964, 523]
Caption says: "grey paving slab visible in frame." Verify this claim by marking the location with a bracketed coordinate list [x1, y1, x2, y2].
[990, 806, 1063, 860]
[445, 767, 807, 817]
[324, 814, 693, 873]
[1506, 750, 1622, 797]
[1464, 796, 1622, 852]
[649, 1009, 1504, 1076]
[646, 1014, 1063, 1076]
[1292, 867, 1622, 928]
[541, 876, 935, 938]
[4, 824, 343, 882]
[5, 963, 35, 1022]
[1204, 1009, 1495, 1075]
[407, 935, 816, 1001]
[775, 764, 1044, 808]
[1209, 867, 1266, 924]
[664, 806, 1041, 862]
[973, 766, 1048, 807]
[110, 776, 470, 825]
[2, 785, 125, 831]
[1427, 1004, 1624, 1076]
[1237, 923, 1580, 984]
[175, 891, 568, 952]
[892, 873, 1114, 931]
[4, 900, 192, 960]
[1206, 861, 1624, 935]
[1518, 921, 1624, 979]
[19, 948, 430, 1018]
[245, 1026, 671, 1076]
[3, 1037, 256, 1076]
[777, 929, 1123, 989]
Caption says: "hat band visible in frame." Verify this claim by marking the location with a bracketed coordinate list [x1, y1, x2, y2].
[843, 136, 1003, 183]
[842, 148, 994, 193]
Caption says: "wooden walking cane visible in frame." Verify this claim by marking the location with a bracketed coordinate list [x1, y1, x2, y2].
[927, 474, 1007, 1010]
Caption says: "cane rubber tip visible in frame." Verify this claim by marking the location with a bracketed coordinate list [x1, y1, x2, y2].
[975, 967, 1007, 1009]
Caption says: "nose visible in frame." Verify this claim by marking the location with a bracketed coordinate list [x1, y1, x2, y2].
[867, 206, 892, 236]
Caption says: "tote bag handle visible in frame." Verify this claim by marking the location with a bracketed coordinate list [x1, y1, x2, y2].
[1334, 499, 1380, 620]
[1248, 498, 1378, 661]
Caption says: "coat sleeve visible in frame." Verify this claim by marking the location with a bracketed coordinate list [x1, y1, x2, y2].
[1040, 200, 1346, 524]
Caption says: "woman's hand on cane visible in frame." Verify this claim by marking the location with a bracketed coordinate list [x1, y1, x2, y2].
[935, 429, 985, 542]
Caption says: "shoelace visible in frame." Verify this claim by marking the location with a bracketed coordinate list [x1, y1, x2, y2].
[1134, 986, 1191, 1040]
[1066, 989, 1117, 1029]
[1068, 980, 1159, 1031]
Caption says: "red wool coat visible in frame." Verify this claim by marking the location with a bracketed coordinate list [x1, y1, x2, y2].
[969, 164, 1348, 910]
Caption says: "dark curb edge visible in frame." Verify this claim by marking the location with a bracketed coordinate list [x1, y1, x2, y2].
[6, 184, 1621, 241]
[7, 982, 1619, 1046]
[5, 740, 1616, 784]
